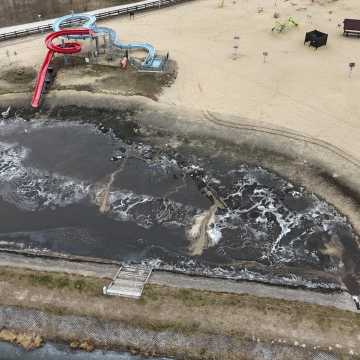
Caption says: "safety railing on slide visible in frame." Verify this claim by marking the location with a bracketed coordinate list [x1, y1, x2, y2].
[0, 0, 193, 42]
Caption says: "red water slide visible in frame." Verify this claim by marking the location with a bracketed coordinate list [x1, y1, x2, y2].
[31, 28, 91, 108]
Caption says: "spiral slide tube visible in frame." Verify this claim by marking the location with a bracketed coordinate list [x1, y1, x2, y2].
[32, 13, 164, 108]
[31, 28, 91, 108]
[53, 13, 162, 68]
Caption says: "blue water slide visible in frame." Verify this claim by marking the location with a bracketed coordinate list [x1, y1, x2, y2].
[95, 26, 156, 66]
[52, 13, 163, 69]
[53, 13, 97, 34]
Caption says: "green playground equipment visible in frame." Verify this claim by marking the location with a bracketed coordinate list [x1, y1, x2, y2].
[272, 17, 298, 33]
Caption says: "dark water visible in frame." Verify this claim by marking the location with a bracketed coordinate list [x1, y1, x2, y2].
[0, 118, 359, 293]
[0, 341, 170, 360]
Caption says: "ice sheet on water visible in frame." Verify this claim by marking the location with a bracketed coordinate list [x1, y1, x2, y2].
[0, 141, 89, 211]
[199, 164, 353, 268]
[109, 190, 199, 229]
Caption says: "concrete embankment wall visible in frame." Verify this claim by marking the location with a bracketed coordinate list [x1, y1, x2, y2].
[0, 0, 131, 27]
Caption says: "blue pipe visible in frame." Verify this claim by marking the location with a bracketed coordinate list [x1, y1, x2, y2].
[52, 13, 162, 69]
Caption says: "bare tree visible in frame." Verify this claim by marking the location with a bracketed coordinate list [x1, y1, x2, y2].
[349, 62, 356, 78]
[262, 51, 268, 63]
[6, 50, 11, 65]
[232, 35, 240, 60]
[232, 45, 239, 60]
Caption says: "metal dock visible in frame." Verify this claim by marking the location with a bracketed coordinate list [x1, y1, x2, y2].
[103, 264, 153, 299]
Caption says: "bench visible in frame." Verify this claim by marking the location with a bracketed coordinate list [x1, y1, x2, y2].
[344, 19, 360, 37]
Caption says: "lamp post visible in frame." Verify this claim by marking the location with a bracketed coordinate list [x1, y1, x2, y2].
[37, 14, 42, 32]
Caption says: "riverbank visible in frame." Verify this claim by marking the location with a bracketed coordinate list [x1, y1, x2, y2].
[0, 265, 359, 359]
[0, 251, 355, 311]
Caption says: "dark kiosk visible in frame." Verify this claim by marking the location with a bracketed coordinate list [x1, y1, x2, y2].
[304, 30, 328, 49]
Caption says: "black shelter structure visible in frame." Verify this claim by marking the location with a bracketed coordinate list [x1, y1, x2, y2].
[304, 30, 328, 49]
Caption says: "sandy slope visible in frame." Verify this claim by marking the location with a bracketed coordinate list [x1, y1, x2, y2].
[105, 0, 360, 160]
[1, 0, 360, 159]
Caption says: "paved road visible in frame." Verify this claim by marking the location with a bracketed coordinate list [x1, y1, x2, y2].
[0, 252, 356, 312]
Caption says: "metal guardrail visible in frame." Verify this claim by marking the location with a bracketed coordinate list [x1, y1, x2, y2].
[0, 0, 193, 42]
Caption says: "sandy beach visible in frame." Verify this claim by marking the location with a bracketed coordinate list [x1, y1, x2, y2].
[1, 0, 360, 160]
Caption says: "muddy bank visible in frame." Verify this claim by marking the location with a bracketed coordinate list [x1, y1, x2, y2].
[0, 60, 177, 100]
[0, 0, 136, 27]
[53, 59, 177, 101]
[0, 67, 37, 96]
